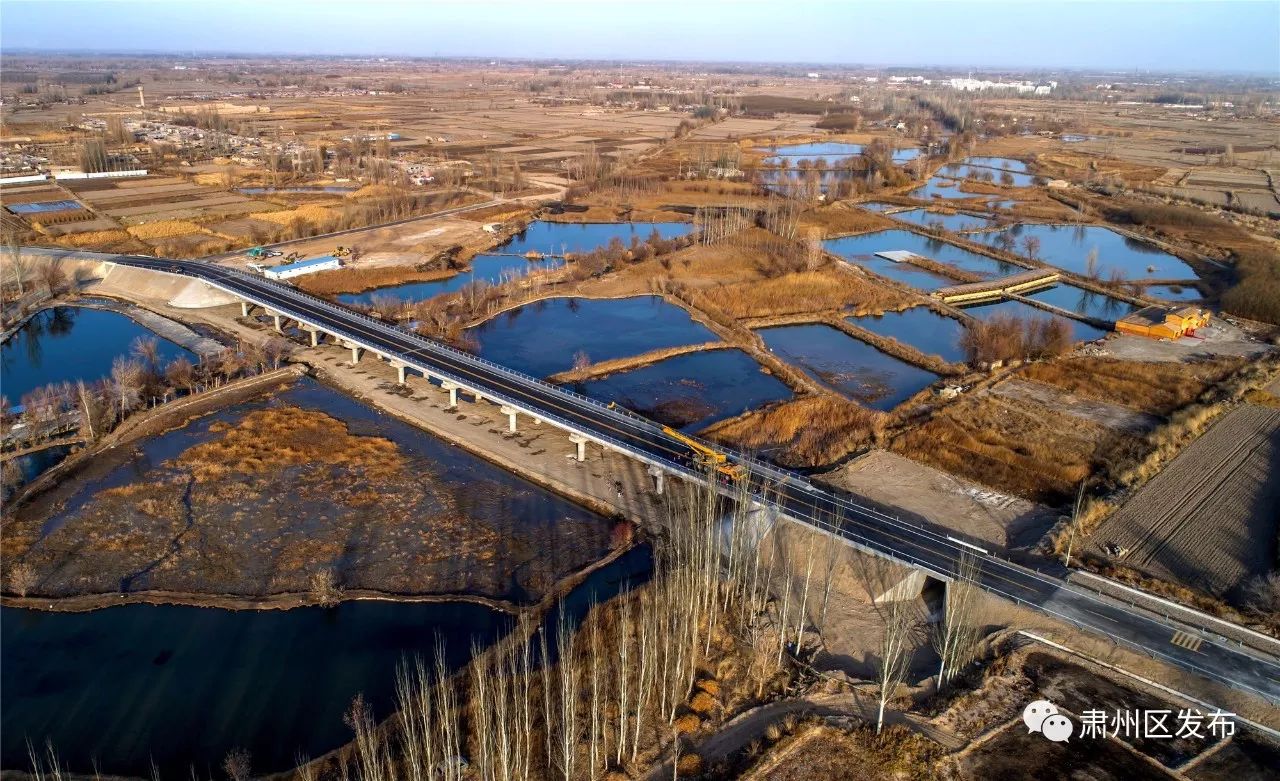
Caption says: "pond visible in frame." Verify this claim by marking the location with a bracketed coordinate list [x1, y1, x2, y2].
[850, 308, 968, 364]
[913, 176, 990, 200]
[957, 298, 1108, 342]
[492, 220, 693, 258]
[1142, 283, 1202, 302]
[1025, 284, 1137, 321]
[338, 221, 693, 306]
[6, 444, 73, 490]
[824, 230, 1018, 279]
[891, 209, 997, 232]
[975, 224, 1197, 279]
[759, 324, 938, 410]
[469, 296, 718, 378]
[338, 255, 558, 306]
[1, 545, 653, 778]
[573, 348, 793, 432]
[937, 164, 1036, 187]
[856, 201, 902, 213]
[7, 200, 84, 214]
[958, 156, 1030, 174]
[833, 253, 955, 290]
[761, 143, 921, 194]
[762, 141, 920, 164]
[1, 307, 192, 403]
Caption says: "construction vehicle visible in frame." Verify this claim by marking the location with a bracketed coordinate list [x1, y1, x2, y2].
[333, 246, 352, 259]
[283, 251, 303, 262]
[245, 246, 282, 259]
[661, 425, 747, 482]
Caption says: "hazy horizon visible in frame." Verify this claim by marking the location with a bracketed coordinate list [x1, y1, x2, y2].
[2, 0, 1278, 75]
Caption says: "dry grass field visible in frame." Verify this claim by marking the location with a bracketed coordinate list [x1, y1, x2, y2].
[1021, 357, 1243, 416]
[890, 388, 1132, 505]
[1090, 401, 1280, 602]
[706, 396, 886, 467]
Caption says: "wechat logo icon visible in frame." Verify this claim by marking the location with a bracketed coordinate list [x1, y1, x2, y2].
[1024, 699, 1074, 743]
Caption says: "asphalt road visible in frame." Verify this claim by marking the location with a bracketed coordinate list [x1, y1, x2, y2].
[22, 247, 1280, 706]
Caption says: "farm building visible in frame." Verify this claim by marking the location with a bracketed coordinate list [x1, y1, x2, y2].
[263, 255, 342, 280]
[1115, 305, 1211, 339]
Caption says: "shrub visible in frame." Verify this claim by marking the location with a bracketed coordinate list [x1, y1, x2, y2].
[960, 313, 1074, 365]
[1222, 247, 1280, 325]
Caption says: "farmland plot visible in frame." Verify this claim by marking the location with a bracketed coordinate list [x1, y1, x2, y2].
[1092, 403, 1280, 601]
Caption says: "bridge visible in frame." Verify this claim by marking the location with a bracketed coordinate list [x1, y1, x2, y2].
[17, 246, 1280, 705]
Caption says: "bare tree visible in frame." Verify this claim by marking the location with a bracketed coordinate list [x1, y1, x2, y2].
[7, 562, 36, 597]
[1244, 572, 1280, 633]
[931, 552, 983, 689]
[309, 568, 343, 607]
[165, 356, 196, 399]
[862, 559, 922, 734]
[222, 748, 251, 781]
[3, 241, 31, 298]
[36, 257, 66, 294]
[1021, 235, 1041, 261]
[109, 356, 145, 421]
[264, 337, 293, 370]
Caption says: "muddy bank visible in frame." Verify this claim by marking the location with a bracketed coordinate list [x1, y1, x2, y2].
[4, 379, 622, 608]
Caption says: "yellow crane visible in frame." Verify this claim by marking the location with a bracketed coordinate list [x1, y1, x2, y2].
[661, 425, 747, 482]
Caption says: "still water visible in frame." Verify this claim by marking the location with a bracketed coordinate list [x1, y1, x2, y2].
[470, 296, 717, 378]
[759, 324, 938, 410]
[1, 306, 191, 403]
[2, 546, 652, 777]
[575, 348, 792, 431]
[338, 221, 693, 306]
[850, 308, 969, 364]
[975, 224, 1198, 279]
[824, 230, 1017, 279]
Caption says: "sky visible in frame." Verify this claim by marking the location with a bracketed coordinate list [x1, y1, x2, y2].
[2, 0, 1278, 74]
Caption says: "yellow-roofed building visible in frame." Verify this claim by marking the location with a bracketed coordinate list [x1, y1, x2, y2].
[1115, 305, 1211, 340]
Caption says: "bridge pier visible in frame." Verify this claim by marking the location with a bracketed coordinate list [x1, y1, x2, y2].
[392, 362, 408, 385]
[240, 301, 252, 318]
[500, 405, 518, 433]
[304, 327, 320, 347]
[441, 381, 459, 408]
[648, 465, 665, 495]
[272, 313, 284, 333]
[341, 341, 362, 364]
[569, 434, 588, 462]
